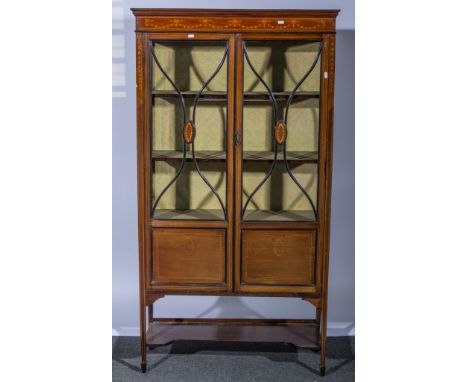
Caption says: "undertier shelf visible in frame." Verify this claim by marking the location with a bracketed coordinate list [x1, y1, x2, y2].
[152, 150, 318, 163]
[243, 210, 315, 222]
[152, 90, 320, 102]
[153, 209, 225, 220]
[147, 319, 320, 349]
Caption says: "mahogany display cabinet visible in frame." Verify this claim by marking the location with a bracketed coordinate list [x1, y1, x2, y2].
[132, 8, 339, 376]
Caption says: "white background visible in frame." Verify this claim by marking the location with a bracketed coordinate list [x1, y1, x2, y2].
[1, 1, 468, 381]
[113, 0, 355, 337]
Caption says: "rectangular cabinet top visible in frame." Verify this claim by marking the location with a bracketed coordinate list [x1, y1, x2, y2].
[131, 8, 340, 33]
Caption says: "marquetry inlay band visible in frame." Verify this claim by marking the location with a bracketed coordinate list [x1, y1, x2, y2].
[136, 34, 143, 103]
[136, 16, 335, 32]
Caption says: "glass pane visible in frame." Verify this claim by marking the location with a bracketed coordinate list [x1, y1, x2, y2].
[242, 40, 321, 222]
[151, 40, 228, 220]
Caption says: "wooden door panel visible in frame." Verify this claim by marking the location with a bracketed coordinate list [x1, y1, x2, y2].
[151, 228, 226, 285]
[241, 229, 317, 287]
[233, 34, 326, 294]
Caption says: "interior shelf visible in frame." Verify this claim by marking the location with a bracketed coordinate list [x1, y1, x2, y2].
[147, 319, 320, 349]
[153, 209, 225, 220]
[244, 91, 320, 101]
[243, 210, 315, 222]
[153, 150, 226, 161]
[152, 90, 320, 102]
[244, 151, 318, 162]
[152, 150, 318, 162]
[152, 90, 227, 101]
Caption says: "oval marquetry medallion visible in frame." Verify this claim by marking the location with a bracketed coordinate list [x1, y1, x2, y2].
[183, 120, 196, 144]
[274, 120, 287, 145]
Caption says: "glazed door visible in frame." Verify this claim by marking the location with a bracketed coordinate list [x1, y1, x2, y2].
[234, 34, 327, 293]
[146, 33, 235, 292]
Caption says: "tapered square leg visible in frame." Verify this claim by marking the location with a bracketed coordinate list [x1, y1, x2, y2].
[320, 303, 328, 378]
[320, 365, 325, 376]
[147, 303, 156, 350]
[140, 304, 147, 373]
[140, 334, 147, 372]
[315, 307, 322, 345]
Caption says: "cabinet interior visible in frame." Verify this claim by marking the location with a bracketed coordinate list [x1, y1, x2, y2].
[150, 39, 322, 221]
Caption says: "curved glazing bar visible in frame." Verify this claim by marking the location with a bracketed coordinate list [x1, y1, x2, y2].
[284, 43, 322, 125]
[151, 41, 228, 218]
[282, 43, 322, 220]
[241, 145, 279, 218]
[150, 46, 188, 122]
[282, 143, 318, 218]
[151, 146, 187, 215]
[189, 43, 229, 218]
[191, 141, 226, 217]
[192, 44, 229, 124]
[242, 40, 321, 220]
[242, 43, 280, 217]
[151, 44, 188, 214]
[243, 43, 278, 124]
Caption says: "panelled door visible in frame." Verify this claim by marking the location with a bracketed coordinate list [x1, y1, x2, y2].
[234, 34, 329, 294]
[145, 32, 329, 294]
[145, 33, 235, 292]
